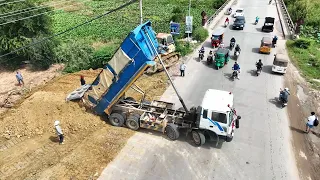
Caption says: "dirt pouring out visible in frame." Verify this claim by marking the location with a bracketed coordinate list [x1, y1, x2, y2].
[0, 68, 169, 179]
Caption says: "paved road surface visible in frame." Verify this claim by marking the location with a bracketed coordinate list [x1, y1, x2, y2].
[99, 0, 300, 179]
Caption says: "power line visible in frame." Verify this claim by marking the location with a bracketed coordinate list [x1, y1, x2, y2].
[0, 0, 89, 19]
[0, 0, 26, 6]
[0, 0, 90, 26]
[0, 0, 66, 18]
[0, 0, 138, 59]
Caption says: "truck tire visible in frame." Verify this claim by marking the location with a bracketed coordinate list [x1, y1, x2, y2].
[192, 130, 205, 146]
[126, 114, 140, 131]
[165, 123, 180, 140]
[109, 112, 125, 127]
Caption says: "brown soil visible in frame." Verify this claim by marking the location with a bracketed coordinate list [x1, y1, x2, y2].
[0, 66, 171, 179]
[285, 62, 320, 180]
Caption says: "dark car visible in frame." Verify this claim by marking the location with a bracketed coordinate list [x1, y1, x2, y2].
[232, 16, 246, 30]
[262, 17, 275, 32]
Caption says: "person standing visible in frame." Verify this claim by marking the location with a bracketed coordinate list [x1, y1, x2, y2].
[54, 120, 64, 144]
[306, 112, 317, 133]
[180, 62, 187, 77]
[80, 75, 86, 86]
[15, 71, 24, 86]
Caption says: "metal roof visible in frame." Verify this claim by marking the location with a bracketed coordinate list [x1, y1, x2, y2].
[216, 48, 229, 54]
[261, 37, 272, 43]
[212, 27, 225, 36]
[275, 54, 289, 62]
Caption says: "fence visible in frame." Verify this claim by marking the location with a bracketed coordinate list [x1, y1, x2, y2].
[275, 0, 296, 38]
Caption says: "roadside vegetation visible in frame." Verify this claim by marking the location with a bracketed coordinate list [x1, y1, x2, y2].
[284, 0, 320, 88]
[0, 0, 225, 72]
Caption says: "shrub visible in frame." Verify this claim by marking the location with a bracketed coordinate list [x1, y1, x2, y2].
[193, 27, 208, 42]
[212, 0, 226, 9]
[175, 41, 192, 56]
[293, 38, 314, 49]
[55, 40, 94, 73]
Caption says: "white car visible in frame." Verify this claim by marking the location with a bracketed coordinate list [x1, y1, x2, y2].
[233, 8, 244, 17]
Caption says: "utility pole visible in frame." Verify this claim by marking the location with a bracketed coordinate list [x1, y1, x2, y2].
[139, 0, 143, 24]
[187, 0, 191, 41]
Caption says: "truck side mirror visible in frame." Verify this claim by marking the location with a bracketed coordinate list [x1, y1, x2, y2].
[235, 116, 241, 128]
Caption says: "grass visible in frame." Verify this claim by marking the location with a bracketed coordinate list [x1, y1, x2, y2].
[286, 40, 320, 89]
[49, 0, 218, 44]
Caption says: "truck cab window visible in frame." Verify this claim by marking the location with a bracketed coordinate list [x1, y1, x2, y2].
[203, 109, 208, 119]
[211, 112, 227, 124]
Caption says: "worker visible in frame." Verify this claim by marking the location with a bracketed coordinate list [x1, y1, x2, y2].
[80, 75, 86, 86]
[54, 120, 64, 145]
[15, 71, 24, 86]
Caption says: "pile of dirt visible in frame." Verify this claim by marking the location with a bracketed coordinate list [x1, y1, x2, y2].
[0, 66, 172, 179]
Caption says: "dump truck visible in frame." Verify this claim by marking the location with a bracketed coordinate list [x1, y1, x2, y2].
[67, 21, 241, 146]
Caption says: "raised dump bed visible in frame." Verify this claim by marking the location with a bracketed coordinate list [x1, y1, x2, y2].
[67, 21, 159, 115]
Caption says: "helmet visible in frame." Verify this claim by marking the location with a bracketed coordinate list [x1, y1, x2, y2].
[54, 120, 60, 126]
[235, 61, 237, 64]
[259, 59, 262, 62]
[284, 87, 289, 91]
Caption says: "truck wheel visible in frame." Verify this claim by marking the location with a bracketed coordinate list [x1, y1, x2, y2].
[192, 130, 205, 146]
[126, 114, 140, 131]
[109, 112, 125, 127]
[165, 123, 180, 140]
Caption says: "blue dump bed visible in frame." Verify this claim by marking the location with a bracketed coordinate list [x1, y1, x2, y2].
[82, 21, 159, 115]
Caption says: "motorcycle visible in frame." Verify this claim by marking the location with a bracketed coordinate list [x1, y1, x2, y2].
[234, 50, 240, 60]
[207, 55, 213, 65]
[254, 19, 259, 25]
[230, 41, 235, 50]
[231, 69, 239, 80]
[199, 50, 204, 61]
[224, 21, 229, 27]
[272, 39, 277, 47]
[256, 66, 262, 76]
[279, 96, 288, 108]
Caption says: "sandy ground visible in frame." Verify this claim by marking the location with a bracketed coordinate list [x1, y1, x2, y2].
[0, 64, 176, 179]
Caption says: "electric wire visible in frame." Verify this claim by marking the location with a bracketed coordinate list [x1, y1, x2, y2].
[0, 0, 26, 6]
[0, 0, 90, 26]
[0, 0, 67, 18]
[0, 0, 138, 59]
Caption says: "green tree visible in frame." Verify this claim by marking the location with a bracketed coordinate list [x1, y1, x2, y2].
[0, 0, 55, 69]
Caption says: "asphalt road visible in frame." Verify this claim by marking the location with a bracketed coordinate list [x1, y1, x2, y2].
[99, 0, 300, 179]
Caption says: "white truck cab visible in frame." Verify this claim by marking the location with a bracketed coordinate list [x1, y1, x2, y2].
[198, 89, 240, 142]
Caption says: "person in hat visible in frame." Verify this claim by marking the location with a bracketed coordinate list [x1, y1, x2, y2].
[54, 120, 64, 144]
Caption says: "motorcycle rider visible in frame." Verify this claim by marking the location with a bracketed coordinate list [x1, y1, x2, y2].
[232, 62, 241, 79]
[199, 46, 205, 53]
[256, 59, 263, 70]
[235, 44, 240, 52]
[225, 17, 230, 25]
[228, 7, 232, 14]
[279, 88, 290, 104]
[255, 16, 260, 24]
[272, 35, 278, 46]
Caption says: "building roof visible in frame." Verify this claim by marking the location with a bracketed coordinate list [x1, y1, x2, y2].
[201, 89, 234, 113]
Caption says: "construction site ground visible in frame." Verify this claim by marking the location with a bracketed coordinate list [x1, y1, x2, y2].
[0, 64, 181, 179]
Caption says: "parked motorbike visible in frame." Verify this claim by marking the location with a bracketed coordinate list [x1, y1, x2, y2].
[199, 50, 204, 61]
[230, 41, 235, 50]
[234, 50, 240, 60]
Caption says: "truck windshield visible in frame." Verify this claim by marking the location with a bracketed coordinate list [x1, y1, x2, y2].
[211, 112, 227, 124]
